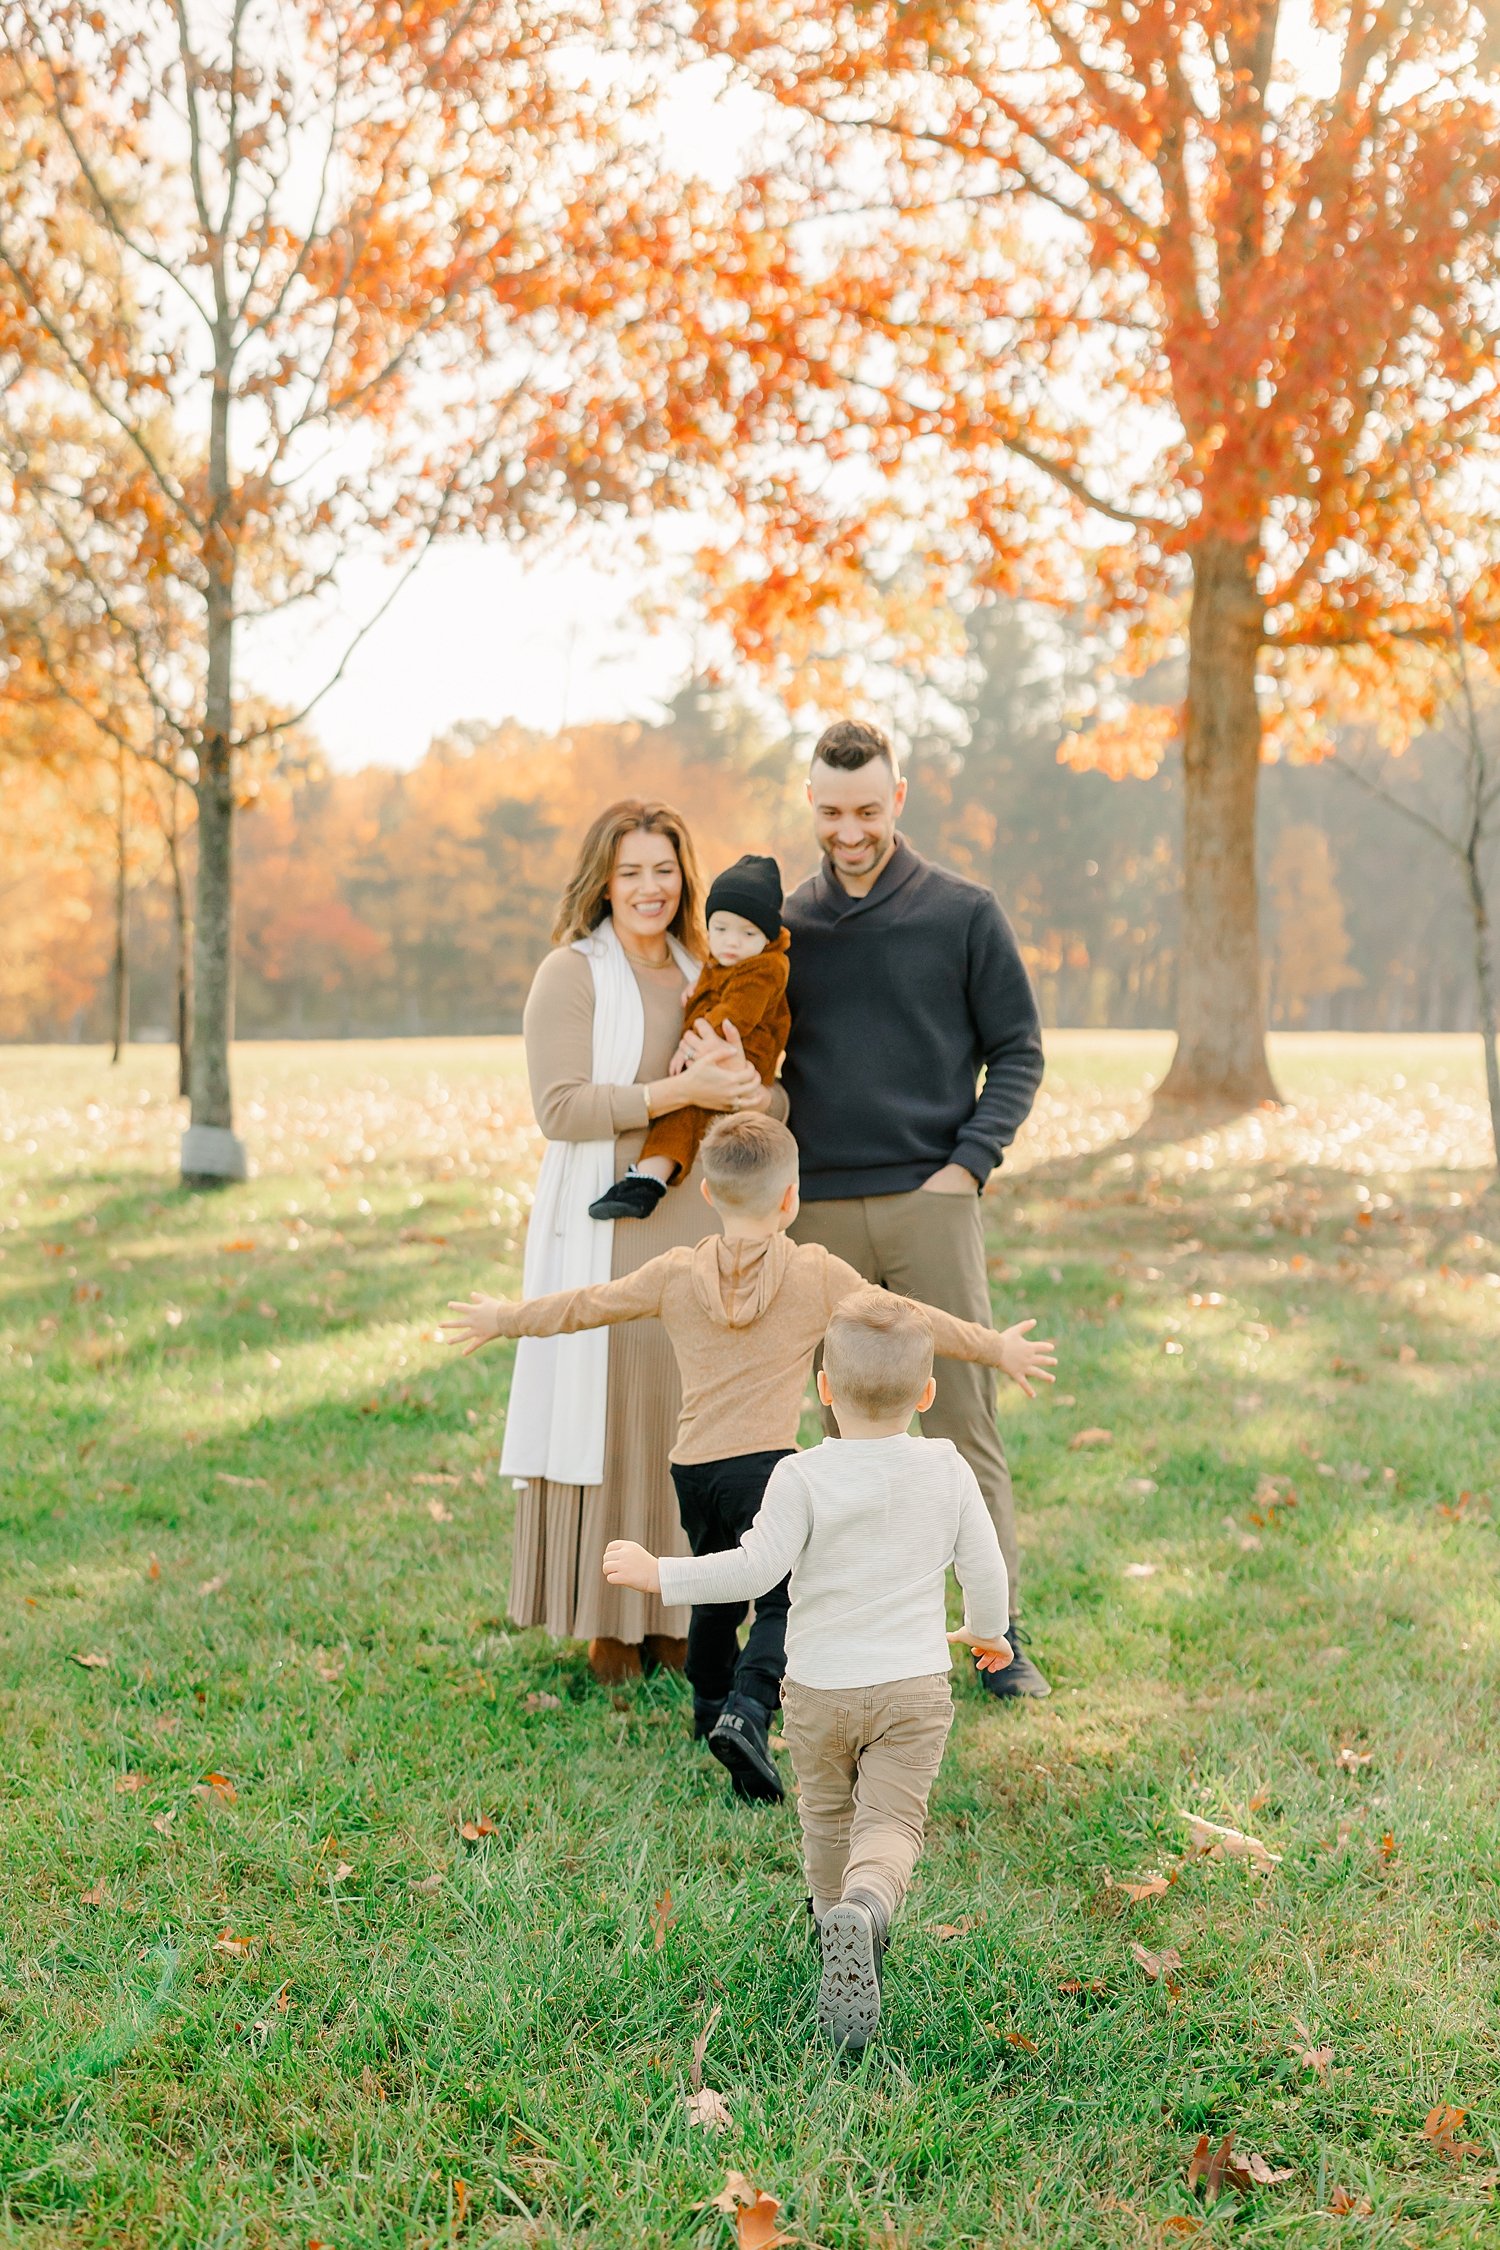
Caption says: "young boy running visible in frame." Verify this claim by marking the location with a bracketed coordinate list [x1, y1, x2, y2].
[603, 1289, 1016, 2053]
[442, 1116, 1053, 1804]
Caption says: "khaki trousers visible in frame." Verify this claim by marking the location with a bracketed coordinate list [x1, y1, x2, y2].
[792, 1188, 1021, 1597]
[780, 1673, 954, 1926]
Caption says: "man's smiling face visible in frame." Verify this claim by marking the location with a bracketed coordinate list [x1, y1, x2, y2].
[807, 755, 908, 890]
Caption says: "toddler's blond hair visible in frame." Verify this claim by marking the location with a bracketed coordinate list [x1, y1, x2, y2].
[823, 1289, 935, 1420]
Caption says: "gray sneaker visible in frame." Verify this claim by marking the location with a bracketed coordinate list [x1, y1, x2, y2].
[816, 1897, 886, 2052]
[978, 1621, 1051, 1699]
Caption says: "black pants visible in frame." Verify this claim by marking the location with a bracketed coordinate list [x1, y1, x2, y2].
[670, 1449, 794, 1714]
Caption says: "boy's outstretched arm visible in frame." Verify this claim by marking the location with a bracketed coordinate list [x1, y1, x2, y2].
[440, 1257, 670, 1357]
[946, 1459, 1013, 1669]
[923, 1306, 1057, 1398]
[605, 1458, 812, 1606]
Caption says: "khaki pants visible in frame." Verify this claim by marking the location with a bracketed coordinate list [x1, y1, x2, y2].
[792, 1188, 1020, 1597]
[781, 1673, 954, 1926]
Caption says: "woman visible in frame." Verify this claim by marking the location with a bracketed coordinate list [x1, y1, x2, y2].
[502, 800, 769, 1683]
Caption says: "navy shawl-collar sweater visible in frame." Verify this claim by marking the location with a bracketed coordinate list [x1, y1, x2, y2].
[781, 836, 1044, 1200]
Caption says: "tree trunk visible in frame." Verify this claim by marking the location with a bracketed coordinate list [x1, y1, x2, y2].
[1465, 845, 1500, 1169]
[181, 329, 246, 1183]
[111, 738, 129, 1064]
[164, 779, 192, 1098]
[1156, 534, 1279, 1110]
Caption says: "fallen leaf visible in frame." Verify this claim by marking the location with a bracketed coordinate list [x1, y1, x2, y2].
[1188, 2129, 1293, 2202]
[331, 1861, 354, 1882]
[425, 1497, 454, 1523]
[147, 1554, 161, 1581]
[1248, 1789, 1271, 1812]
[114, 1772, 147, 1794]
[216, 1473, 267, 1489]
[1379, 1831, 1397, 1860]
[222, 1238, 257, 1253]
[79, 1877, 108, 1907]
[413, 1472, 461, 1487]
[460, 1816, 498, 1842]
[1111, 1871, 1173, 1903]
[1336, 1746, 1373, 1771]
[314, 1653, 345, 1683]
[214, 1933, 252, 1957]
[1069, 1426, 1114, 1450]
[1057, 1976, 1107, 1995]
[452, 2177, 468, 2229]
[197, 1574, 229, 1597]
[1177, 1810, 1281, 1869]
[1328, 2186, 1373, 2216]
[931, 1914, 980, 1940]
[1130, 1942, 1183, 1982]
[70, 1650, 110, 1670]
[1123, 1476, 1158, 1496]
[1424, 2105, 1483, 2164]
[687, 2086, 733, 2132]
[1123, 1561, 1157, 1578]
[409, 1871, 444, 1893]
[1002, 2028, 1038, 2053]
[650, 1888, 675, 1950]
[1291, 2021, 1334, 2081]
[151, 1811, 176, 1835]
[194, 1772, 238, 1806]
[523, 1691, 562, 1712]
[710, 2173, 790, 2250]
[1159, 2219, 1204, 2239]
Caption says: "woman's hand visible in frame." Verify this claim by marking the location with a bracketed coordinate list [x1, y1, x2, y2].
[994, 1318, 1058, 1398]
[674, 1043, 763, 1113]
[440, 1294, 507, 1355]
[603, 1539, 661, 1593]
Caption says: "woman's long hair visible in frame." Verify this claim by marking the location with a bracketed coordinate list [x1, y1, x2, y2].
[552, 799, 706, 956]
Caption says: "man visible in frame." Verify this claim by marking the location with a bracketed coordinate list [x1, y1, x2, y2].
[783, 718, 1051, 1697]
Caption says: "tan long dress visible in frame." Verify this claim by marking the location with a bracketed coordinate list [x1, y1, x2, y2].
[507, 942, 715, 1642]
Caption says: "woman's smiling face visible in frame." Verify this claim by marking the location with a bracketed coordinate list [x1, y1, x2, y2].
[608, 828, 683, 949]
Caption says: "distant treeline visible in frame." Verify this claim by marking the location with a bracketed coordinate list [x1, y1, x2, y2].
[5, 610, 1494, 1044]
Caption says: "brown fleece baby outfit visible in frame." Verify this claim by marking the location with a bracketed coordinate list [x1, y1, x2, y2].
[640, 930, 791, 1184]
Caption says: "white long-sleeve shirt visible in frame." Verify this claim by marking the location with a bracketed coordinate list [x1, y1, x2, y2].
[657, 1433, 1011, 1690]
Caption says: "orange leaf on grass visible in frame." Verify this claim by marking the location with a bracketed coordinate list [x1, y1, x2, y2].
[1058, 1976, 1108, 1995]
[1002, 2028, 1038, 2053]
[931, 1914, 981, 1940]
[70, 1650, 110, 1670]
[1328, 2187, 1373, 2215]
[214, 1933, 252, 1956]
[710, 2174, 790, 2250]
[650, 1889, 675, 1950]
[114, 1772, 146, 1794]
[1424, 2106, 1483, 2164]
[460, 1817, 498, 1842]
[194, 1772, 238, 1806]
[1106, 1869, 1174, 1903]
[1188, 2130, 1293, 2202]
[1069, 1427, 1114, 1450]
[79, 1878, 108, 1907]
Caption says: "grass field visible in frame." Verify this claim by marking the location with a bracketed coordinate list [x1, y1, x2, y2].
[1, 1032, 1497, 2249]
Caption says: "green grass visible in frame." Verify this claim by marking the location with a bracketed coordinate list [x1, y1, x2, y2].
[1, 1033, 1498, 2248]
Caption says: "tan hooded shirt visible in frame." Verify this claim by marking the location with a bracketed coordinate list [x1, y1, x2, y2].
[486, 1231, 1010, 1464]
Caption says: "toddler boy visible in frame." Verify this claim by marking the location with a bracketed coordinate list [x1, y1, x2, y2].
[604, 1289, 1015, 2053]
[442, 1115, 1053, 1805]
[589, 854, 791, 1221]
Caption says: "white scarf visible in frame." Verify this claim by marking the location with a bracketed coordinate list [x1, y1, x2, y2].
[500, 916, 697, 1488]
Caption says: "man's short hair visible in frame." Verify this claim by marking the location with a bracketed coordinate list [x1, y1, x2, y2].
[811, 719, 897, 774]
[700, 1113, 799, 1216]
[822, 1289, 934, 1420]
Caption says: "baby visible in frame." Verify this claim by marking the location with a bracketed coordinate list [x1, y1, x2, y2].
[589, 854, 791, 1222]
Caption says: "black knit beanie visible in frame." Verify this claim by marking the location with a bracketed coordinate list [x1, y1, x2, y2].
[704, 854, 784, 943]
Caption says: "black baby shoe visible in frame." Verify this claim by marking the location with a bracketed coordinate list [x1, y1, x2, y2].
[588, 1171, 668, 1222]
